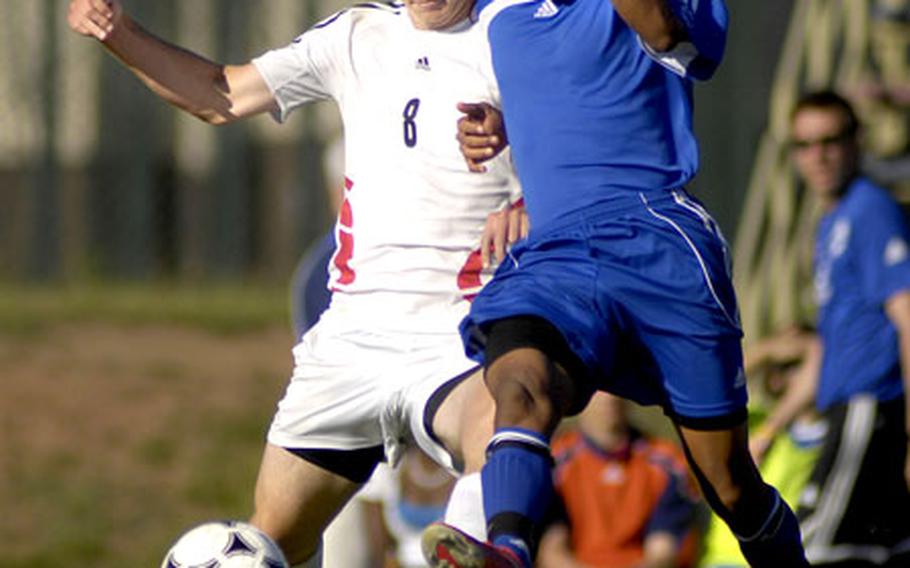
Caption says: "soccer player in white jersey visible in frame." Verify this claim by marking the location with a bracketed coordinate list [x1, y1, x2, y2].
[68, 0, 519, 564]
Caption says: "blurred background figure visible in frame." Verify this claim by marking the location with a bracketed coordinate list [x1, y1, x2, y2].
[289, 134, 344, 341]
[853, 0, 910, 189]
[699, 325, 825, 568]
[288, 229, 335, 339]
[359, 449, 455, 568]
[537, 392, 699, 568]
[745, 325, 824, 466]
[782, 91, 910, 568]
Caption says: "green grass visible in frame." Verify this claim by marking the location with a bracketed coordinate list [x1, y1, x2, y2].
[0, 283, 291, 334]
[0, 284, 293, 567]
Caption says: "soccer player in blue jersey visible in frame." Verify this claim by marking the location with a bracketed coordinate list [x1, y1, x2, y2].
[759, 90, 910, 567]
[422, 1, 810, 567]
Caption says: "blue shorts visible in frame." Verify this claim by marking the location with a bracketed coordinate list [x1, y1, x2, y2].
[461, 190, 748, 423]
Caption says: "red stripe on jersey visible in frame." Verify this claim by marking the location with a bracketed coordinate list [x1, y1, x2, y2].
[457, 249, 483, 292]
[333, 177, 356, 285]
[334, 229, 356, 285]
[339, 198, 353, 230]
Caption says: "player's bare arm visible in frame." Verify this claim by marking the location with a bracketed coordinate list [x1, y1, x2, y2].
[742, 325, 816, 376]
[611, 0, 687, 53]
[884, 290, 910, 490]
[67, 0, 276, 124]
[456, 102, 508, 173]
[748, 337, 821, 463]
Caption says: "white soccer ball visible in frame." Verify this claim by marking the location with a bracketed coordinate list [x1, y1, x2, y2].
[161, 521, 289, 568]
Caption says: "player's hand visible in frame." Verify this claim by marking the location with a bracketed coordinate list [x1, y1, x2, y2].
[67, 0, 124, 42]
[481, 202, 528, 267]
[457, 102, 507, 173]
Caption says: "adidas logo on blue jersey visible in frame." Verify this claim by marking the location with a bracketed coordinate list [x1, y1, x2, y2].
[415, 56, 431, 71]
[734, 368, 746, 389]
[534, 0, 559, 18]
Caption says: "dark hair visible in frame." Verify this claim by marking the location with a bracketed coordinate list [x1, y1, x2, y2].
[791, 90, 860, 137]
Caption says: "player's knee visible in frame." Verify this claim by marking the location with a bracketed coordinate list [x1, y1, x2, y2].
[487, 355, 559, 431]
[704, 474, 745, 514]
[248, 511, 298, 561]
[251, 480, 293, 541]
[691, 450, 760, 517]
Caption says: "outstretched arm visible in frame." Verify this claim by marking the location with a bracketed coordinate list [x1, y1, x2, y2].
[748, 335, 822, 463]
[67, 0, 276, 124]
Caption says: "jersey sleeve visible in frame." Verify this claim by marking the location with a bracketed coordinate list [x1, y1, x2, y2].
[251, 10, 350, 123]
[639, 0, 728, 81]
[854, 197, 910, 305]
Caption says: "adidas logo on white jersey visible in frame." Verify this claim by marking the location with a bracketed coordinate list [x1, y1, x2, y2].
[415, 56, 431, 71]
[534, 0, 559, 18]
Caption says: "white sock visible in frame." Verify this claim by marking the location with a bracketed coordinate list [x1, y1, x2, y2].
[443, 472, 487, 541]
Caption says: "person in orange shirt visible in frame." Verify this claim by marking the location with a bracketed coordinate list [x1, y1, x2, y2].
[538, 392, 699, 568]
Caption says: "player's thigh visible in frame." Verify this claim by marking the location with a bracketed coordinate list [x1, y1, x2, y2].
[462, 234, 611, 391]
[483, 346, 566, 433]
[606, 200, 747, 423]
[251, 443, 362, 555]
[429, 368, 494, 474]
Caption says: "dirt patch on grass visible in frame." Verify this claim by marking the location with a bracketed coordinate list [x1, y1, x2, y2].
[0, 323, 294, 567]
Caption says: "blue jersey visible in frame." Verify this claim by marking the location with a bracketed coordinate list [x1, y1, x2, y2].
[813, 177, 910, 409]
[474, 0, 727, 230]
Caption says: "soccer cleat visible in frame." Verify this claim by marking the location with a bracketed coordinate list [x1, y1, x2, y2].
[421, 522, 526, 568]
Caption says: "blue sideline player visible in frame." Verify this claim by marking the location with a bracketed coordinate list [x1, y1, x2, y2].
[422, 1, 810, 567]
[770, 91, 910, 566]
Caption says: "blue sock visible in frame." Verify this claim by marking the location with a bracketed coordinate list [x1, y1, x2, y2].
[735, 487, 809, 567]
[481, 428, 553, 567]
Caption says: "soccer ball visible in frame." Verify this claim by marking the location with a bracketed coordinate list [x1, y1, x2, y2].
[161, 521, 289, 568]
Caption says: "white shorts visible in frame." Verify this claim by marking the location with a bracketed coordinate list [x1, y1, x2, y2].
[267, 298, 478, 472]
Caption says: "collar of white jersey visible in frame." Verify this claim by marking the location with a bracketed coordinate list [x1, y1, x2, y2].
[475, 0, 540, 24]
[401, 7, 476, 35]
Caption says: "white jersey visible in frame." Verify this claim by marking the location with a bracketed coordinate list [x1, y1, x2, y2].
[256, 3, 518, 467]
[253, 2, 520, 330]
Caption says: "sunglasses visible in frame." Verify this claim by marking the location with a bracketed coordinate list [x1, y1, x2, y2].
[790, 132, 853, 151]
